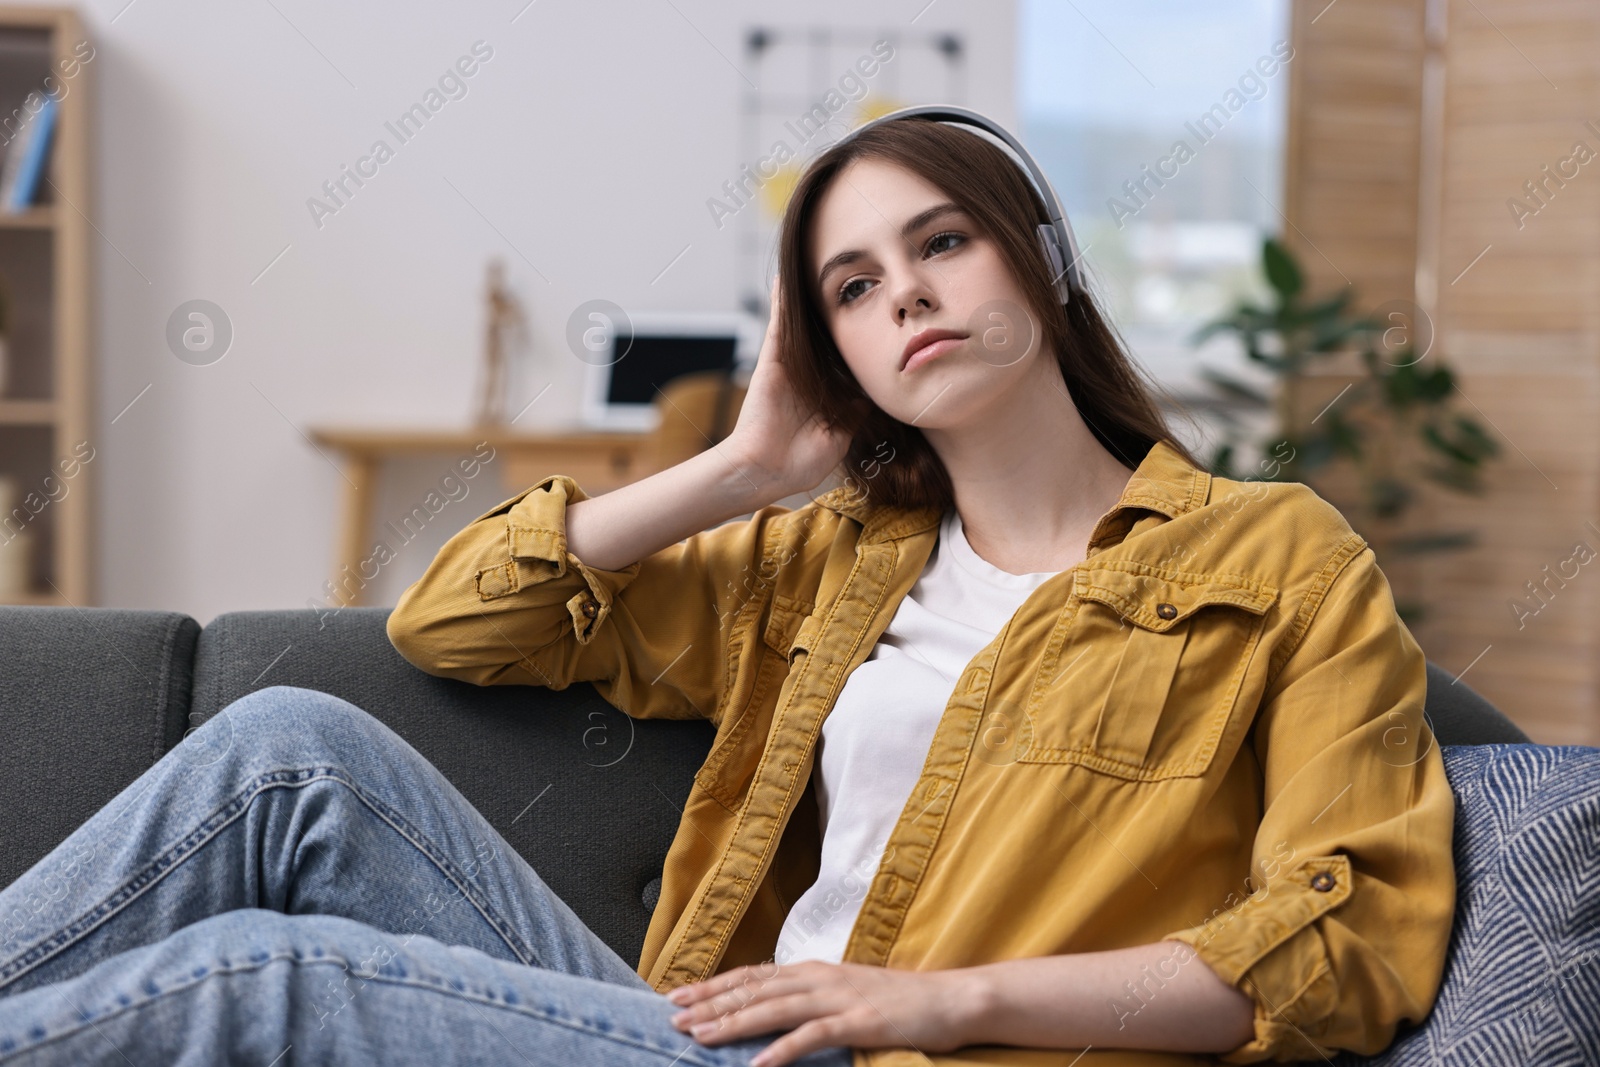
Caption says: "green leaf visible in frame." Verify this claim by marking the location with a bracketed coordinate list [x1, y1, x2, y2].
[1262, 238, 1303, 300]
[1420, 463, 1486, 494]
[1384, 363, 1421, 407]
[1374, 344, 1420, 370]
[1416, 365, 1454, 403]
[1395, 599, 1427, 626]
[1242, 339, 1289, 371]
[1453, 415, 1499, 458]
[1369, 476, 1413, 519]
[1192, 304, 1275, 346]
[1326, 413, 1363, 460]
[1422, 422, 1479, 465]
[1208, 442, 1238, 479]
[1197, 367, 1273, 406]
[1308, 321, 1368, 352]
[1301, 290, 1356, 321]
[1298, 433, 1337, 471]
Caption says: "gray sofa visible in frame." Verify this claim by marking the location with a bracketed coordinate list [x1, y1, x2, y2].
[0, 605, 724, 963]
[0, 604, 1561, 1062]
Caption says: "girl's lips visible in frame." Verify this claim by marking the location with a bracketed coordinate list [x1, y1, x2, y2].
[901, 335, 966, 372]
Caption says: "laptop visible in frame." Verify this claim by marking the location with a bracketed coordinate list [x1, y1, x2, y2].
[579, 311, 759, 431]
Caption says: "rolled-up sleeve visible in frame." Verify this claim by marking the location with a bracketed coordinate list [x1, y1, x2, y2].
[386, 473, 791, 723]
[1160, 537, 1457, 1062]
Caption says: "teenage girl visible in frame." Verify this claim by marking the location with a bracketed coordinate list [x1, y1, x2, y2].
[0, 111, 1453, 1067]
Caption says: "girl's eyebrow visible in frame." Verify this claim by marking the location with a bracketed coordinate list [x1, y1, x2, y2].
[814, 202, 965, 290]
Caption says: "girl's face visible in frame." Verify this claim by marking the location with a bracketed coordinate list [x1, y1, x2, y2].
[806, 157, 1046, 432]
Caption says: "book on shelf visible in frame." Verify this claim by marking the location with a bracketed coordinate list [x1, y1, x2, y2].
[0, 94, 59, 214]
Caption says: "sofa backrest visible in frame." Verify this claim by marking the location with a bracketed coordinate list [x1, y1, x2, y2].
[0, 607, 200, 895]
[0, 604, 1531, 965]
[1421, 662, 1530, 746]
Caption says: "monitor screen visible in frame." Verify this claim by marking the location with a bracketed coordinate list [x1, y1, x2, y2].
[606, 333, 739, 405]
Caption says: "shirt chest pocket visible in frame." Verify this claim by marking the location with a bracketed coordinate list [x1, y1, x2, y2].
[765, 597, 821, 664]
[1018, 564, 1278, 780]
[693, 596, 816, 809]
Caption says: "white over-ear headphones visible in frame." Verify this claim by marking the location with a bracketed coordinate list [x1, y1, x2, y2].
[832, 104, 1086, 305]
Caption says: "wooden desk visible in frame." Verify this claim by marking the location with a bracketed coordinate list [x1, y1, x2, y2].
[309, 426, 654, 607]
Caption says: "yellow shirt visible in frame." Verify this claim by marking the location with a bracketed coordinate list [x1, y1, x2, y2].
[387, 439, 1456, 1066]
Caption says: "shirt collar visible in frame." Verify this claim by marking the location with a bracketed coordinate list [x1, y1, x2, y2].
[814, 439, 1211, 546]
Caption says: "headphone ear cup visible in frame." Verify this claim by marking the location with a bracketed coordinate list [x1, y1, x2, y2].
[1036, 224, 1072, 305]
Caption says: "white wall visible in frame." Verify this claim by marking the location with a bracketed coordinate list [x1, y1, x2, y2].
[20, 0, 1017, 624]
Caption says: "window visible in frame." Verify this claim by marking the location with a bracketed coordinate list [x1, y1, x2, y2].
[1019, 0, 1291, 420]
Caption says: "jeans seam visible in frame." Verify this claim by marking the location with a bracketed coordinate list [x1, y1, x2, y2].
[308, 768, 542, 969]
[0, 952, 726, 1067]
[0, 767, 540, 990]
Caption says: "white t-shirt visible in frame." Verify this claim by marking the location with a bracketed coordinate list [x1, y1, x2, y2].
[773, 507, 1061, 965]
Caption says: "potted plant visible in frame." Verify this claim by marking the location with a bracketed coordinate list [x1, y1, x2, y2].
[1191, 237, 1500, 623]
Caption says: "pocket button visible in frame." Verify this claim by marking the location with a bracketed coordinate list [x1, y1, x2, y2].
[1156, 601, 1178, 620]
[1311, 871, 1336, 892]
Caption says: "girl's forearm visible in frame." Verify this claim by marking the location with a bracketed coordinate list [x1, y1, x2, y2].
[952, 940, 1255, 1054]
[563, 442, 788, 573]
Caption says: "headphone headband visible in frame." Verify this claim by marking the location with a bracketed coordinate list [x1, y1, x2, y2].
[833, 104, 1085, 304]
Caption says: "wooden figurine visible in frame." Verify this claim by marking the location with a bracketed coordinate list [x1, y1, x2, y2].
[474, 258, 530, 426]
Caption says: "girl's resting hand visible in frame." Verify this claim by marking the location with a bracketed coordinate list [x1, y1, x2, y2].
[666, 959, 982, 1067]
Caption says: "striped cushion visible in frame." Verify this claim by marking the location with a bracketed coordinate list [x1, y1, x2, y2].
[1336, 744, 1600, 1065]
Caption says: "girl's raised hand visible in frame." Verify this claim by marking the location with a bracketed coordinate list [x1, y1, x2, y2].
[725, 274, 853, 498]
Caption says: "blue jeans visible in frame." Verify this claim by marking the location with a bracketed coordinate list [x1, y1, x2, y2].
[0, 685, 856, 1066]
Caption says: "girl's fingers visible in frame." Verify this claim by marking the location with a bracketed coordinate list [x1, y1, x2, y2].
[749, 1015, 857, 1067]
[666, 981, 709, 1006]
[684, 991, 829, 1047]
[672, 976, 809, 1029]
[667, 963, 781, 1006]
[669, 969, 745, 1003]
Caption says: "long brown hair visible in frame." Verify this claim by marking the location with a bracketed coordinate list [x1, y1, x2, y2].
[774, 116, 1199, 512]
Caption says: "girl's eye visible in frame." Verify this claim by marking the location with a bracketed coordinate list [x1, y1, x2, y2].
[835, 232, 965, 306]
[837, 277, 872, 305]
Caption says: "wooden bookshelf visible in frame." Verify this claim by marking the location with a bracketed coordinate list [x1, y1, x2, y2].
[0, 6, 91, 607]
